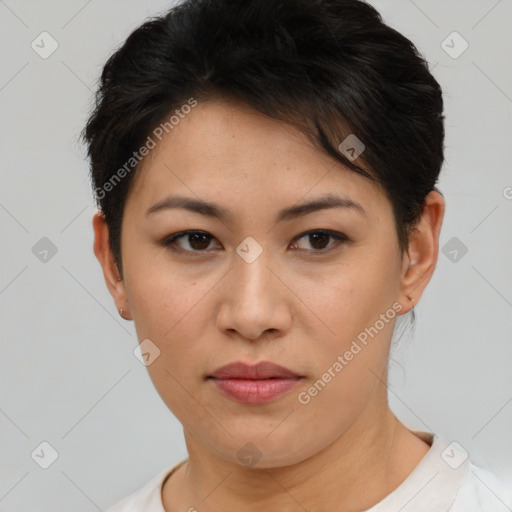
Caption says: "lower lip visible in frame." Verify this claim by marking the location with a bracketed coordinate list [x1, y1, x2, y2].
[209, 377, 302, 404]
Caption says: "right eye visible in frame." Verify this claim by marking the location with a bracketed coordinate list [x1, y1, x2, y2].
[161, 230, 221, 255]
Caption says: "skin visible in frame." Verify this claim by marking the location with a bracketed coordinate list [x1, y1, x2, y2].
[93, 97, 445, 511]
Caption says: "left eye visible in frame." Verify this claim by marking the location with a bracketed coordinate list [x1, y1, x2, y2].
[291, 230, 349, 252]
[161, 229, 349, 254]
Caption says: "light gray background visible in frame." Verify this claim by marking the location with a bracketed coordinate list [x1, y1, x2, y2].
[1, 0, 511, 510]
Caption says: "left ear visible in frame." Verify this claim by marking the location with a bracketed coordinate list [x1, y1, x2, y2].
[398, 190, 445, 313]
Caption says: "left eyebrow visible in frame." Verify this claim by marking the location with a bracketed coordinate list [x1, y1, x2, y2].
[146, 193, 367, 222]
[276, 194, 367, 221]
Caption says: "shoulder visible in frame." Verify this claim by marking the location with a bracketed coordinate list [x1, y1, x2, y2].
[364, 429, 510, 512]
[105, 460, 186, 512]
[449, 463, 512, 511]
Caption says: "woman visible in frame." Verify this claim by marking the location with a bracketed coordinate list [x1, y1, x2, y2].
[82, 0, 507, 510]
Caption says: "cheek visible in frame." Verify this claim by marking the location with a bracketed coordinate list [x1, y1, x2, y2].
[127, 274, 215, 424]
[305, 258, 399, 344]
[125, 264, 218, 380]
[124, 254, 213, 340]
[299, 248, 401, 401]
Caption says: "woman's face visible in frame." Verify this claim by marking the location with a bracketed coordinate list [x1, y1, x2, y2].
[108, 98, 414, 467]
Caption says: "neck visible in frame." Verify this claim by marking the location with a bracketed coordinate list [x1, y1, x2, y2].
[163, 404, 430, 511]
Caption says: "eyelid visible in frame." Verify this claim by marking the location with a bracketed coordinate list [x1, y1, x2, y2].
[161, 229, 350, 255]
[161, 230, 219, 256]
[290, 229, 350, 253]
[293, 229, 349, 242]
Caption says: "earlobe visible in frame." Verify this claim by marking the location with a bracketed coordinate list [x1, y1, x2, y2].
[398, 190, 445, 313]
[92, 210, 131, 319]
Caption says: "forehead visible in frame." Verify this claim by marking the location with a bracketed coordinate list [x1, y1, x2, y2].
[125, 99, 387, 219]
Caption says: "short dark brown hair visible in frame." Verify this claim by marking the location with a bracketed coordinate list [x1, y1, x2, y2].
[81, 0, 445, 276]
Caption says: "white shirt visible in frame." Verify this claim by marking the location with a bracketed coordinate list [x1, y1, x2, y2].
[105, 431, 511, 511]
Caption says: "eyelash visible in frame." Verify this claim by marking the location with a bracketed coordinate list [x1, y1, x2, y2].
[160, 229, 350, 256]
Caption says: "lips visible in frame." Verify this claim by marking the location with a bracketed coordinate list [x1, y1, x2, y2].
[208, 361, 301, 380]
[207, 361, 304, 404]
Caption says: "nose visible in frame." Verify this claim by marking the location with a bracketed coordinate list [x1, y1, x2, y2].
[215, 246, 293, 342]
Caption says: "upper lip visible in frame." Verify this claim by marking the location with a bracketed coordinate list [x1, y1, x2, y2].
[208, 361, 302, 380]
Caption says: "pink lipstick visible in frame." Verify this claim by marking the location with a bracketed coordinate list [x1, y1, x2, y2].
[207, 361, 303, 404]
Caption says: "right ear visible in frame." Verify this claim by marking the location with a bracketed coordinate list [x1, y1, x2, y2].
[92, 210, 131, 319]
